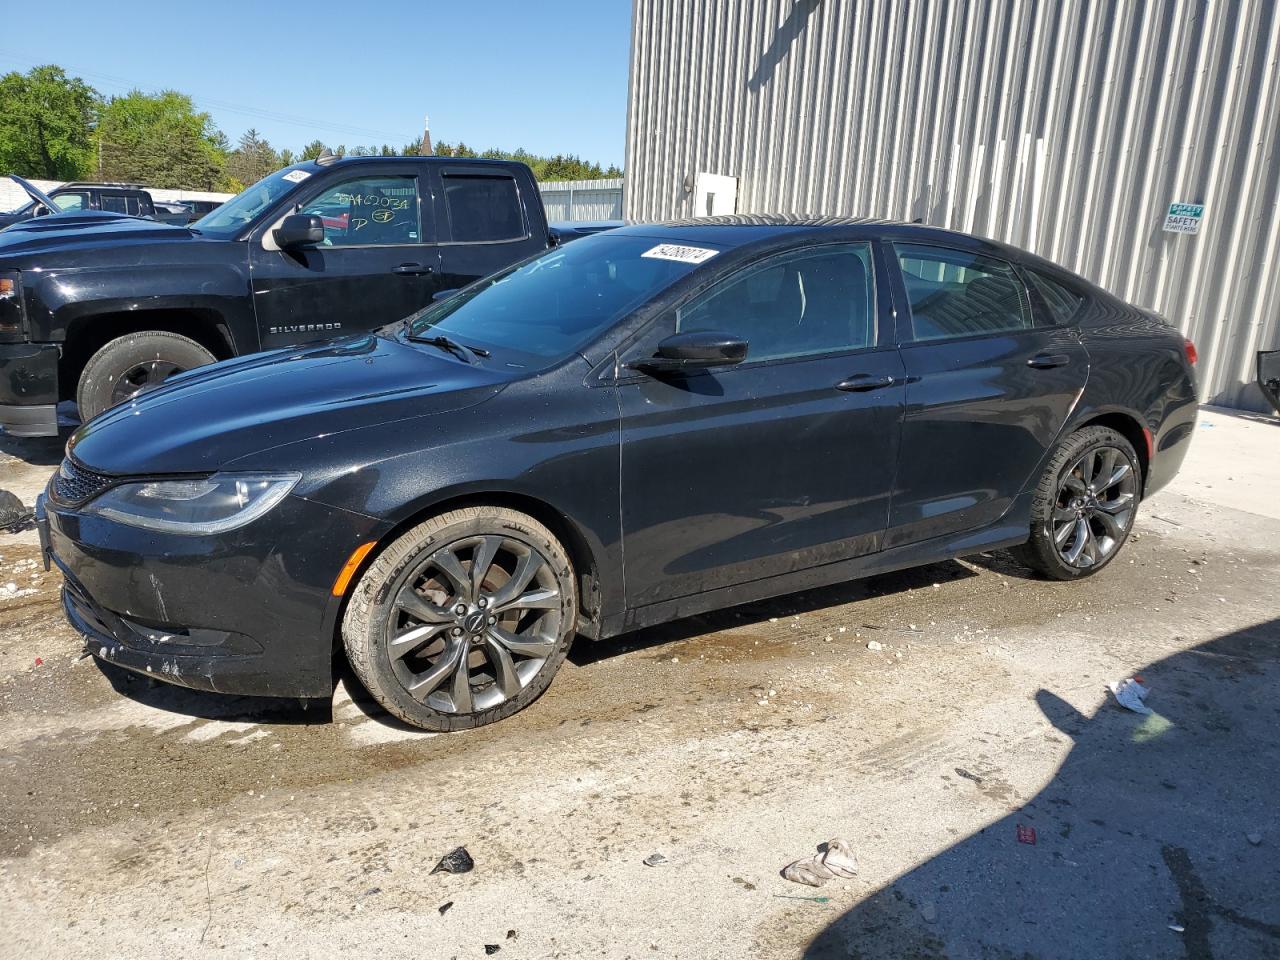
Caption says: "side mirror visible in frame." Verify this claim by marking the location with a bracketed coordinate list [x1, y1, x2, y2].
[273, 213, 324, 249]
[626, 330, 748, 374]
[34, 204, 51, 217]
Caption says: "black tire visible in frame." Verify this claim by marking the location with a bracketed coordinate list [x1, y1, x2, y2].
[76, 331, 216, 422]
[342, 507, 577, 731]
[1013, 425, 1141, 581]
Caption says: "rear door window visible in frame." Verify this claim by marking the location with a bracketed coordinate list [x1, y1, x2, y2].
[441, 174, 527, 243]
[1025, 270, 1085, 325]
[100, 194, 127, 214]
[894, 244, 1034, 341]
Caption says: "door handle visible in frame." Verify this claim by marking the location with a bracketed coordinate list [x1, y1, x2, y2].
[393, 262, 433, 275]
[835, 374, 898, 392]
[1027, 353, 1071, 369]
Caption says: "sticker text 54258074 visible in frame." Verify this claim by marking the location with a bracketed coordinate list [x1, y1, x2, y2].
[641, 244, 719, 264]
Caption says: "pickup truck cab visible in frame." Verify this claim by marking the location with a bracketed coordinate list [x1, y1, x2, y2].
[0, 180, 157, 230]
[0, 156, 553, 435]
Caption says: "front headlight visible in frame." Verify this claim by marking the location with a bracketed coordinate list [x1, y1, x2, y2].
[84, 472, 300, 535]
[0, 270, 24, 341]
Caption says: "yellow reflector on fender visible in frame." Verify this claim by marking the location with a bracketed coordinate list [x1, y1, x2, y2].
[332, 541, 376, 597]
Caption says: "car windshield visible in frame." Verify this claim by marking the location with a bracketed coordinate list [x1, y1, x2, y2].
[404, 234, 717, 368]
[192, 166, 308, 237]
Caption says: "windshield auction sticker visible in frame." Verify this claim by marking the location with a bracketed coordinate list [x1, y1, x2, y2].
[282, 170, 311, 184]
[641, 243, 719, 264]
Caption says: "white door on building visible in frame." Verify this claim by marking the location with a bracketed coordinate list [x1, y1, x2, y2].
[693, 172, 737, 216]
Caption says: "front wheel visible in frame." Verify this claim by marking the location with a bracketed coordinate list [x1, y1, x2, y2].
[342, 507, 577, 731]
[1013, 426, 1141, 580]
[76, 331, 216, 422]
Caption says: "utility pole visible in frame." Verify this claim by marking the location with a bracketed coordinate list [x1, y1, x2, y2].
[420, 114, 432, 156]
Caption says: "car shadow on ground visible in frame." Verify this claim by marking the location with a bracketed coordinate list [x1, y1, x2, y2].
[569, 555, 983, 666]
[94, 657, 333, 727]
[0, 432, 64, 467]
[801, 618, 1280, 960]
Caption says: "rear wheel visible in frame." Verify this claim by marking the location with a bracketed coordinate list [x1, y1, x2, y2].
[342, 507, 577, 731]
[1013, 426, 1141, 580]
[76, 331, 216, 422]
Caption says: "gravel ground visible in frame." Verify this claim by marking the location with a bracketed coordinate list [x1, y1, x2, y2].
[0, 408, 1276, 959]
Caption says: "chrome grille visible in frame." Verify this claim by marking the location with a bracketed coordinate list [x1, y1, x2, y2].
[53, 458, 115, 505]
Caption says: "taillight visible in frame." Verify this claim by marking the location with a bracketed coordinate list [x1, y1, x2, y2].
[1183, 338, 1198, 365]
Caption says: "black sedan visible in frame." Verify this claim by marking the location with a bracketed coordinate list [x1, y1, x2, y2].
[37, 217, 1199, 731]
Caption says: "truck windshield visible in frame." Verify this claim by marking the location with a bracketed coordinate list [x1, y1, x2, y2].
[192, 166, 309, 237]
[405, 234, 718, 368]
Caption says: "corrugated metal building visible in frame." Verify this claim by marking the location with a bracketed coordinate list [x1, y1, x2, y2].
[625, 0, 1280, 410]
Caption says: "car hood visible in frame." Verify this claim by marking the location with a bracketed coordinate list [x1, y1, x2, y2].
[0, 213, 191, 253]
[68, 334, 512, 476]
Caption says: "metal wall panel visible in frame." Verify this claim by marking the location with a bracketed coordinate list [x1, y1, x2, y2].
[538, 178, 625, 221]
[625, 0, 1280, 409]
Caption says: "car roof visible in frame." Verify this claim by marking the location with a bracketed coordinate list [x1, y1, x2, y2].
[609, 214, 997, 250]
[301, 155, 526, 171]
[603, 215, 1100, 292]
[58, 182, 148, 190]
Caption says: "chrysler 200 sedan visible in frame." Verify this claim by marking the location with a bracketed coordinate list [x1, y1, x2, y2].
[37, 217, 1198, 731]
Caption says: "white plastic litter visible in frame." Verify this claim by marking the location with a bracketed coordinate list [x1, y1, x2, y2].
[1107, 677, 1153, 715]
[782, 839, 858, 887]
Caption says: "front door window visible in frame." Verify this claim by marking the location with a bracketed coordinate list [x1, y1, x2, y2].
[299, 175, 422, 246]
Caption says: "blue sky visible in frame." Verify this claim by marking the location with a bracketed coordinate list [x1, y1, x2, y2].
[0, 0, 633, 168]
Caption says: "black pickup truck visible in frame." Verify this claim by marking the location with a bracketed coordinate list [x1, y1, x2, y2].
[0, 155, 554, 435]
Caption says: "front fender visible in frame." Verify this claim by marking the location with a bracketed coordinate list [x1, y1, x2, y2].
[28, 261, 254, 352]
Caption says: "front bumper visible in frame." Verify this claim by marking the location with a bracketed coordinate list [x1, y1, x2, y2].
[0, 341, 59, 436]
[44, 488, 386, 698]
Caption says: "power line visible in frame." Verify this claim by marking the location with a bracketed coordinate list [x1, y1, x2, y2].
[0, 51, 418, 144]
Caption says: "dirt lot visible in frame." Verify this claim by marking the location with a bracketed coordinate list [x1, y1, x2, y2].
[0, 410, 1277, 959]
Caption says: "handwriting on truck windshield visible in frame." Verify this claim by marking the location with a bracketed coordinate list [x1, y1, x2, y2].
[324, 192, 412, 232]
[334, 193, 411, 209]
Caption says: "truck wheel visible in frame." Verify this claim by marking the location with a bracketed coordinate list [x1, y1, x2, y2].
[1012, 425, 1141, 580]
[76, 331, 216, 422]
[342, 507, 577, 731]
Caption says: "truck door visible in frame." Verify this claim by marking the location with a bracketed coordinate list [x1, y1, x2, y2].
[249, 167, 447, 350]
[430, 165, 549, 294]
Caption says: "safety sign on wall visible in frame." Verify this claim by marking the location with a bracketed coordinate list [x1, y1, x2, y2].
[1163, 202, 1204, 234]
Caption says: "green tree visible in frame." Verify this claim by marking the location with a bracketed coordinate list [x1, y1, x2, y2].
[299, 139, 329, 161]
[96, 90, 227, 189]
[226, 128, 281, 185]
[0, 65, 99, 180]
[434, 141, 477, 159]
[426, 139, 620, 181]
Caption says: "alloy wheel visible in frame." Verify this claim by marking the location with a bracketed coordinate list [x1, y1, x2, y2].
[1052, 445, 1137, 569]
[384, 535, 563, 714]
[110, 359, 183, 405]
